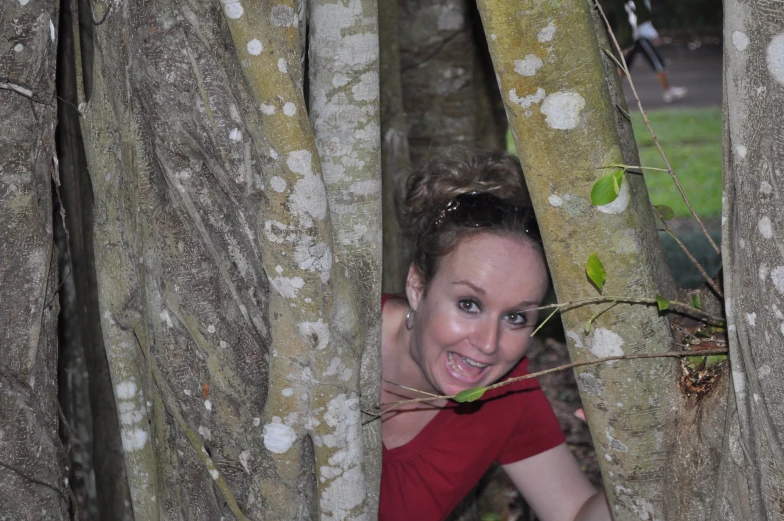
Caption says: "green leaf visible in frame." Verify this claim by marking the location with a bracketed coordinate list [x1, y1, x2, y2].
[705, 355, 727, 367]
[591, 170, 624, 206]
[692, 293, 703, 309]
[654, 205, 675, 220]
[684, 356, 705, 370]
[655, 294, 670, 311]
[584, 317, 593, 333]
[585, 253, 606, 292]
[454, 387, 488, 403]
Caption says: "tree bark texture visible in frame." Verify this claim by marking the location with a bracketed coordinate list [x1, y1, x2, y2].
[722, 1, 784, 519]
[0, 0, 69, 519]
[55, 0, 134, 518]
[71, 0, 381, 519]
[476, 1, 709, 519]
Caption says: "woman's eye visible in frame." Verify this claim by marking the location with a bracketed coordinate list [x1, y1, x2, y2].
[506, 312, 528, 326]
[458, 299, 480, 313]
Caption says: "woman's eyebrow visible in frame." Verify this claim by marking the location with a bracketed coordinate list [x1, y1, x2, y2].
[452, 280, 485, 294]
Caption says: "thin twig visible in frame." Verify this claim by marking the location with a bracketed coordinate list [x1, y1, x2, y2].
[0, 78, 53, 105]
[593, 0, 721, 257]
[373, 347, 729, 417]
[652, 205, 724, 298]
[522, 295, 724, 325]
[383, 379, 440, 398]
[0, 460, 70, 507]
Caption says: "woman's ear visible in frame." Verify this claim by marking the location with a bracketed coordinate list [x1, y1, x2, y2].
[405, 264, 425, 311]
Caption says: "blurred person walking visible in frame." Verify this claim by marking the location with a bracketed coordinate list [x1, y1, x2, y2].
[623, 0, 687, 103]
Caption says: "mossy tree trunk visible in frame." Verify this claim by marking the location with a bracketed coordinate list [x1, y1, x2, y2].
[478, 0, 784, 519]
[61, 0, 381, 519]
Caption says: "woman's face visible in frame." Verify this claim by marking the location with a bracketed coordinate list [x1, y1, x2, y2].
[405, 232, 549, 397]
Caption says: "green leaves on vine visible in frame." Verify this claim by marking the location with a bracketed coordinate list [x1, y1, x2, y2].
[454, 387, 487, 403]
[586, 253, 606, 293]
[654, 205, 675, 220]
[692, 293, 703, 309]
[591, 169, 624, 206]
[655, 294, 670, 311]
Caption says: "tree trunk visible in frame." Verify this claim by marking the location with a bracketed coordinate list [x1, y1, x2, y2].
[721, 1, 784, 518]
[0, 0, 69, 519]
[476, 1, 731, 520]
[68, 0, 380, 519]
[55, 1, 134, 518]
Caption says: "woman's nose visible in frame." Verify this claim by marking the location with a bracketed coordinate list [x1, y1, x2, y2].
[471, 318, 500, 356]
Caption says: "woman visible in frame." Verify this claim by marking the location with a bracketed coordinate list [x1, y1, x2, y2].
[379, 153, 610, 521]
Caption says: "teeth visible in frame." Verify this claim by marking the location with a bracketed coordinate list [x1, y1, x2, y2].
[461, 356, 487, 368]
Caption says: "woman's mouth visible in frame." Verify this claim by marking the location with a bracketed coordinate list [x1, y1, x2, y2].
[446, 352, 490, 384]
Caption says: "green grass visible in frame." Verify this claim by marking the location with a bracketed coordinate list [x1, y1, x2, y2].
[507, 106, 723, 219]
[631, 107, 722, 219]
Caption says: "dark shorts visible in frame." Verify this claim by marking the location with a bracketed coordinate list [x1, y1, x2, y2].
[625, 38, 665, 73]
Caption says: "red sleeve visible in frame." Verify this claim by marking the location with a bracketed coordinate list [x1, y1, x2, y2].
[495, 365, 566, 465]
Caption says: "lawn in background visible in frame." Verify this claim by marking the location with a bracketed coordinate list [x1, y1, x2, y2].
[506, 106, 723, 220]
[631, 106, 722, 219]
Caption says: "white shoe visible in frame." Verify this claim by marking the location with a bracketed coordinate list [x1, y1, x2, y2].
[663, 86, 688, 103]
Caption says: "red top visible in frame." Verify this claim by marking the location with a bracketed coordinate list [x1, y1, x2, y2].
[379, 295, 566, 521]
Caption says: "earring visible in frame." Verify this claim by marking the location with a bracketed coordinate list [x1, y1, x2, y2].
[405, 308, 415, 330]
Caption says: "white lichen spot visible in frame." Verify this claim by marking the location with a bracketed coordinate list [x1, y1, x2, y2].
[220, 0, 244, 20]
[159, 310, 173, 328]
[247, 38, 263, 55]
[278, 58, 288, 73]
[228, 128, 242, 143]
[287, 150, 328, 221]
[13, 44, 24, 53]
[732, 31, 749, 52]
[271, 276, 305, 299]
[759, 364, 771, 378]
[283, 102, 297, 116]
[732, 370, 746, 396]
[282, 388, 294, 397]
[549, 194, 563, 207]
[260, 103, 276, 115]
[514, 54, 544, 77]
[758, 85, 767, 95]
[116, 381, 137, 400]
[566, 330, 584, 349]
[771, 266, 784, 295]
[209, 469, 219, 481]
[253, 417, 261, 427]
[18, 0, 31, 5]
[759, 263, 769, 281]
[541, 91, 585, 130]
[298, 319, 330, 351]
[219, 340, 227, 349]
[239, 450, 252, 473]
[508, 87, 546, 108]
[490, 34, 497, 41]
[736, 145, 747, 159]
[270, 4, 295, 26]
[184, 389, 192, 397]
[538, 21, 556, 43]
[263, 422, 297, 454]
[275, 265, 284, 274]
[766, 33, 784, 86]
[207, 324, 216, 334]
[616, 402, 624, 408]
[50, 20, 55, 42]
[590, 328, 624, 361]
[761, 181, 773, 194]
[597, 178, 630, 215]
[745, 313, 757, 326]
[271, 176, 287, 192]
[198, 426, 211, 440]
[121, 428, 148, 452]
[758, 216, 773, 239]
[604, 453, 612, 461]
[204, 399, 212, 411]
